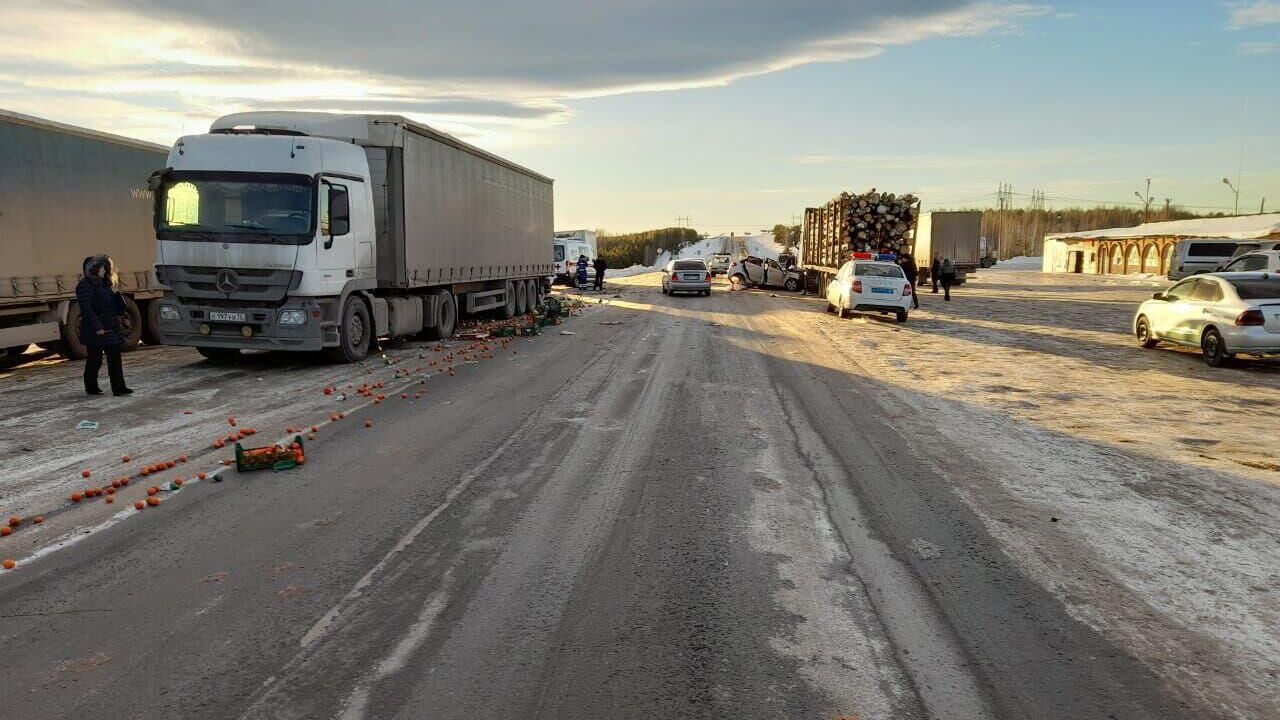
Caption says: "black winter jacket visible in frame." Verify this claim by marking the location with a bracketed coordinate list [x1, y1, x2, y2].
[76, 276, 124, 347]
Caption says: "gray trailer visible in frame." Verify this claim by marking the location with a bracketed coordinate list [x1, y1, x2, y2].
[0, 110, 169, 360]
[152, 112, 554, 362]
[914, 211, 982, 283]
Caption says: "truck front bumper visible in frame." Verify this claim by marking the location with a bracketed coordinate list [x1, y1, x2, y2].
[155, 295, 331, 352]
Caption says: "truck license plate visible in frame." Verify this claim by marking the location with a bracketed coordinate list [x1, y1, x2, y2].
[871, 287, 895, 295]
[208, 311, 247, 322]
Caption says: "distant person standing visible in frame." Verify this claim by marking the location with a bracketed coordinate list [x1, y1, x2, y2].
[575, 254, 589, 289]
[930, 257, 942, 294]
[593, 256, 607, 291]
[898, 252, 920, 309]
[940, 258, 958, 301]
[76, 254, 132, 396]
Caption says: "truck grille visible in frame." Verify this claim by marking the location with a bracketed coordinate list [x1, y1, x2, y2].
[159, 266, 300, 302]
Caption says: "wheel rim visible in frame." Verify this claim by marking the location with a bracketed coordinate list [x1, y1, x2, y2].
[350, 312, 365, 347]
[1205, 333, 1219, 357]
[1137, 320, 1149, 342]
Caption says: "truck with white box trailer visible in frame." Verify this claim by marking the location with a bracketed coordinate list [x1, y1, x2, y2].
[913, 211, 982, 284]
[0, 110, 169, 361]
[149, 112, 554, 363]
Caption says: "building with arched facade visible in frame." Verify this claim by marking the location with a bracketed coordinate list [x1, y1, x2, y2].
[1042, 214, 1280, 277]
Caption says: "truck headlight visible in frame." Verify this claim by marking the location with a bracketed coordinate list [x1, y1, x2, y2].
[278, 310, 307, 326]
[158, 304, 180, 321]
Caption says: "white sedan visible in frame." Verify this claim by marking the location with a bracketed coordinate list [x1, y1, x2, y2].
[826, 260, 912, 323]
[1133, 272, 1280, 366]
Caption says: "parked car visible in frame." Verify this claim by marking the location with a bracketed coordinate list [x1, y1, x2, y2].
[1167, 239, 1239, 279]
[825, 260, 912, 323]
[1133, 272, 1280, 366]
[729, 256, 802, 291]
[662, 259, 712, 296]
[1215, 250, 1280, 273]
[708, 253, 731, 276]
[1225, 240, 1280, 262]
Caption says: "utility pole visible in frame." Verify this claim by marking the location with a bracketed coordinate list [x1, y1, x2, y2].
[1163, 198, 1172, 220]
[1261, 198, 1266, 214]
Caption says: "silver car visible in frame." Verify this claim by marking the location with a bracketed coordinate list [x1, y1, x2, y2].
[1133, 272, 1280, 366]
[662, 259, 712, 296]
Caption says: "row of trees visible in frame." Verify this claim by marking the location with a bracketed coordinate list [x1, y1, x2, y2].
[771, 224, 801, 251]
[597, 227, 701, 268]
[973, 206, 1222, 258]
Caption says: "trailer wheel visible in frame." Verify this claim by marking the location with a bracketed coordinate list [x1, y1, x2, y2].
[515, 280, 529, 315]
[425, 290, 457, 340]
[142, 299, 163, 346]
[325, 298, 371, 363]
[118, 296, 143, 352]
[527, 278, 542, 308]
[499, 281, 518, 319]
[60, 302, 89, 360]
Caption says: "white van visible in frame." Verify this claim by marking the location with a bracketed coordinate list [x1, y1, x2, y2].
[1168, 239, 1239, 280]
[553, 238, 596, 286]
[1224, 240, 1280, 263]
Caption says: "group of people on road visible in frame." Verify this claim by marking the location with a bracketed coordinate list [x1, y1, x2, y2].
[893, 251, 958, 308]
[576, 254, 608, 291]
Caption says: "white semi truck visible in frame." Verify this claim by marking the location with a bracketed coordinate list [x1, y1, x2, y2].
[149, 112, 554, 363]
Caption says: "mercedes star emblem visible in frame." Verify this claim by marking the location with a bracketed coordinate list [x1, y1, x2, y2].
[215, 269, 239, 293]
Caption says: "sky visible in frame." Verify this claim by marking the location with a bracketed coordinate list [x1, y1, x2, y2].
[1, 1, 1277, 232]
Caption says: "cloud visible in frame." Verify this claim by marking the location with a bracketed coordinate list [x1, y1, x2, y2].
[0, 1, 1051, 144]
[1227, 1, 1280, 28]
[1238, 40, 1280, 53]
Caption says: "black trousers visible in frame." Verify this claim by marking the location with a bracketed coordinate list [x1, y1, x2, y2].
[941, 277, 955, 300]
[85, 343, 126, 393]
[593, 271, 604, 290]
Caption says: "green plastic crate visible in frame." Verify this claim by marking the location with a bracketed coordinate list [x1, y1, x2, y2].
[235, 435, 305, 473]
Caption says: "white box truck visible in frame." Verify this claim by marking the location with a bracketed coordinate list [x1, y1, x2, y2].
[914, 211, 982, 284]
[0, 110, 170, 361]
[149, 112, 554, 363]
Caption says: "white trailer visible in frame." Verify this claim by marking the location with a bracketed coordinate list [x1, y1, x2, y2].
[0, 110, 169, 360]
[150, 112, 554, 363]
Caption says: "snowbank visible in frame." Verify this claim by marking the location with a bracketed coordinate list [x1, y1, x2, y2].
[990, 256, 1042, 270]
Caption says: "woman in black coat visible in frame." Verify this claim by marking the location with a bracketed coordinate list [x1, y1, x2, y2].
[76, 255, 132, 396]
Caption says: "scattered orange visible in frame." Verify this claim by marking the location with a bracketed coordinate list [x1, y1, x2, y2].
[1, 527, 11, 537]
[364, 420, 373, 428]
[2, 560, 15, 570]
[32, 516, 43, 524]
[105, 496, 114, 504]
[120, 478, 130, 486]
[7, 516, 19, 527]
[134, 501, 145, 510]
[146, 496, 160, 507]
[147, 487, 159, 496]
[121, 454, 131, 463]
[228, 417, 237, 426]
[81, 469, 91, 478]
[197, 472, 207, 480]
[179, 454, 188, 463]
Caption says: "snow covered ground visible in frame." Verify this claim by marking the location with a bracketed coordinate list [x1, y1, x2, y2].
[990, 255, 1042, 269]
[794, 269, 1280, 717]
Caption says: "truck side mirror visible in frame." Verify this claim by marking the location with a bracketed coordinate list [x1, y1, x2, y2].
[328, 186, 350, 237]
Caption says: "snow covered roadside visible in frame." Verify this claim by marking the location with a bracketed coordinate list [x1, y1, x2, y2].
[988, 255, 1041, 270]
[784, 269, 1280, 717]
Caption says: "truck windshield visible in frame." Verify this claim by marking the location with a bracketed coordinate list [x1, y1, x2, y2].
[158, 172, 315, 244]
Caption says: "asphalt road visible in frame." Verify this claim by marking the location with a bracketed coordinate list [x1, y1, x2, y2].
[0, 279, 1212, 719]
